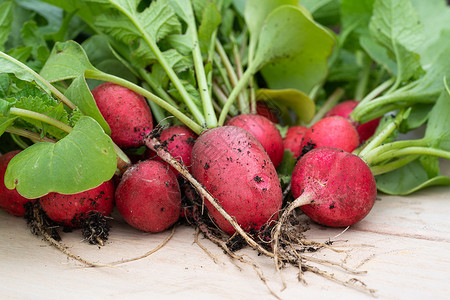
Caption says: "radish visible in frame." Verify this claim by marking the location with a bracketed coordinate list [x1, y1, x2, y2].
[283, 126, 308, 158]
[226, 114, 284, 168]
[146, 125, 198, 176]
[39, 180, 115, 227]
[190, 126, 283, 235]
[256, 101, 279, 123]
[300, 116, 360, 153]
[0, 150, 35, 216]
[325, 100, 381, 143]
[91, 82, 153, 148]
[115, 160, 181, 233]
[289, 147, 377, 227]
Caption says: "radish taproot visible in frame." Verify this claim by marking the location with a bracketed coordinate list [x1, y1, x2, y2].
[91, 82, 153, 148]
[300, 116, 360, 153]
[0, 150, 36, 217]
[289, 147, 376, 227]
[325, 100, 381, 143]
[39, 180, 115, 227]
[115, 160, 181, 233]
[191, 126, 283, 235]
[226, 114, 284, 168]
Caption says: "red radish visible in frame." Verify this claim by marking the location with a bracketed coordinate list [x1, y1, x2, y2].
[0, 150, 35, 216]
[226, 114, 284, 168]
[283, 126, 308, 158]
[91, 82, 153, 148]
[256, 101, 279, 123]
[290, 147, 376, 227]
[146, 125, 198, 176]
[115, 160, 181, 233]
[39, 180, 115, 227]
[300, 116, 359, 153]
[191, 126, 283, 235]
[325, 100, 381, 143]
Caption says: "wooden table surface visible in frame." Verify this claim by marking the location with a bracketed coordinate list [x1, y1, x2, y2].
[1, 160, 449, 300]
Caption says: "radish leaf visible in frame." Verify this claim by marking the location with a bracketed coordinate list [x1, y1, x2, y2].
[256, 5, 335, 94]
[4, 116, 116, 199]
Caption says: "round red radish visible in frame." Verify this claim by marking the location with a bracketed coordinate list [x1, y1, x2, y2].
[191, 126, 283, 235]
[115, 160, 181, 233]
[226, 114, 284, 168]
[0, 150, 35, 216]
[256, 101, 279, 123]
[91, 82, 153, 148]
[146, 125, 198, 176]
[325, 100, 381, 143]
[39, 180, 115, 227]
[283, 126, 308, 158]
[300, 116, 359, 153]
[291, 147, 377, 227]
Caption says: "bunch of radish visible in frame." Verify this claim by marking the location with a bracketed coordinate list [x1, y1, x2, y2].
[1, 0, 450, 280]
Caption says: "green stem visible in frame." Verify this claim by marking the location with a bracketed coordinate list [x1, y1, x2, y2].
[6, 127, 56, 144]
[85, 70, 203, 135]
[308, 87, 344, 126]
[372, 147, 450, 164]
[218, 67, 255, 126]
[354, 53, 371, 101]
[9, 108, 73, 133]
[370, 155, 419, 176]
[358, 113, 405, 162]
[354, 78, 395, 111]
[212, 82, 238, 116]
[114, 5, 205, 127]
[213, 55, 233, 94]
[232, 36, 249, 114]
[186, 2, 217, 128]
[0, 51, 76, 110]
[215, 40, 247, 111]
[138, 69, 178, 107]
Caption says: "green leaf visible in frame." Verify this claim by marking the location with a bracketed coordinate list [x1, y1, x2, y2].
[198, 1, 221, 54]
[425, 82, 450, 150]
[0, 50, 51, 94]
[375, 160, 450, 195]
[340, 0, 374, 49]
[256, 88, 315, 124]
[255, 5, 335, 94]
[0, 116, 17, 137]
[4, 116, 116, 199]
[64, 74, 111, 135]
[0, 0, 13, 52]
[39, 40, 98, 82]
[368, 0, 424, 83]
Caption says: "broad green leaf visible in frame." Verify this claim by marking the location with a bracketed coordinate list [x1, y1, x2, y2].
[64, 74, 111, 135]
[376, 160, 450, 195]
[425, 82, 450, 150]
[14, 0, 63, 35]
[0, 99, 15, 116]
[256, 88, 315, 124]
[244, 0, 297, 60]
[410, 0, 450, 56]
[0, 0, 13, 52]
[369, 0, 424, 83]
[198, 1, 221, 54]
[40, 40, 97, 82]
[4, 116, 116, 199]
[300, 0, 340, 26]
[255, 5, 335, 94]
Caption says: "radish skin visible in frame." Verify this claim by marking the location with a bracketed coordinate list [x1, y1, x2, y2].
[300, 116, 359, 153]
[0, 150, 35, 216]
[191, 126, 283, 235]
[290, 147, 377, 227]
[226, 114, 284, 168]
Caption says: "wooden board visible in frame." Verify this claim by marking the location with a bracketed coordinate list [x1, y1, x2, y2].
[1, 160, 449, 300]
